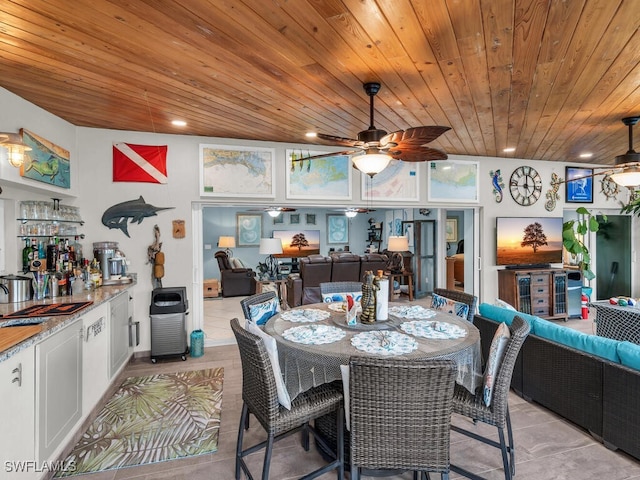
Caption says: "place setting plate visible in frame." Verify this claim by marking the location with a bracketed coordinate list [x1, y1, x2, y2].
[282, 325, 346, 345]
[350, 330, 418, 356]
[400, 320, 467, 339]
[388, 305, 437, 319]
[280, 309, 331, 323]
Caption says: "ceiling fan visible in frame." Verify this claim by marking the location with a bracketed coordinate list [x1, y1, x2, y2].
[248, 207, 297, 217]
[305, 82, 451, 176]
[551, 116, 640, 189]
[331, 207, 376, 218]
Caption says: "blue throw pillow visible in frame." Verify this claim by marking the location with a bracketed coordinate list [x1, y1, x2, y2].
[431, 293, 469, 320]
[248, 297, 280, 326]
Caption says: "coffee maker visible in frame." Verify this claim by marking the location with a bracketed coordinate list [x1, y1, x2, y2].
[93, 241, 128, 284]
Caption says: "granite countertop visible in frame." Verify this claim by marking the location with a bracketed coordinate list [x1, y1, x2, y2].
[0, 278, 137, 362]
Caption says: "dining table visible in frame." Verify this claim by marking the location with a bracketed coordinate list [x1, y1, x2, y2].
[264, 301, 483, 402]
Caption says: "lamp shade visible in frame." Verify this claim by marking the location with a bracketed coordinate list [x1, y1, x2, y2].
[609, 165, 640, 187]
[387, 236, 409, 252]
[259, 237, 283, 255]
[351, 153, 392, 177]
[218, 236, 236, 249]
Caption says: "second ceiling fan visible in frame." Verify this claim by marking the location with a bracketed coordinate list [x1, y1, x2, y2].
[305, 82, 451, 176]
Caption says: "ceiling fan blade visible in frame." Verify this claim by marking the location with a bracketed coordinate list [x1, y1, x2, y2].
[380, 126, 451, 148]
[316, 133, 363, 148]
[387, 145, 448, 162]
[297, 149, 360, 161]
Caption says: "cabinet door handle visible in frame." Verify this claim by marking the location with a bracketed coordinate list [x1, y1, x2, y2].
[11, 364, 22, 387]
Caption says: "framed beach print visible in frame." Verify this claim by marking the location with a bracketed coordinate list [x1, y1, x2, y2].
[565, 166, 593, 203]
[446, 219, 458, 242]
[200, 144, 275, 197]
[326, 214, 349, 244]
[427, 159, 479, 202]
[286, 149, 352, 200]
[361, 160, 420, 202]
[236, 213, 262, 247]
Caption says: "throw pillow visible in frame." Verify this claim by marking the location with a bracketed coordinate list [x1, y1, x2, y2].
[230, 257, 246, 269]
[245, 320, 292, 409]
[431, 292, 470, 320]
[494, 298, 517, 311]
[322, 292, 363, 303]
[483, 322, 511, 407]
[248, 297, 280, 326]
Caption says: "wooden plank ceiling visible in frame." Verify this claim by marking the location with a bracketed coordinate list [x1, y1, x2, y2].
[0, 0, 638, 166]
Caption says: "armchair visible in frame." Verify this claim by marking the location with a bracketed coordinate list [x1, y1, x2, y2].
[214, 251, 257, 297]
[286, 254, 332, 307]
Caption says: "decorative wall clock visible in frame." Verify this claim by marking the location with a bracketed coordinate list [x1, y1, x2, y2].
[509, 166, 543, 206]
[600, 174, 619, 200]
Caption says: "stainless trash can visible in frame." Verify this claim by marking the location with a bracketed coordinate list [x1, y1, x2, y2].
[149, 287, 189, 363]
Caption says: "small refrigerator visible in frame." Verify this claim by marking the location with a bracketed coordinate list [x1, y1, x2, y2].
[149, 287, 189, 363]
[567, 271, 583, 318]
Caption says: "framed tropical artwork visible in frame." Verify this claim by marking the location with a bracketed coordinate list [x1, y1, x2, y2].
[19, 129, 71, 189]
[427, 159, 479, 203]
[565, 166, 593, 203]
[326, 213, 349, 244]
[361, 160, 419, 202]
[236, 213, 262, 247]
[285, 149, 352, 200]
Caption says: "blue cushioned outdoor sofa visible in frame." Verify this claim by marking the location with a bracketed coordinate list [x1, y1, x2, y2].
[475, 303, 640, 462]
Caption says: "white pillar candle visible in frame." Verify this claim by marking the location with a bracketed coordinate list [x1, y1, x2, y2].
[376, 278, 389, 321]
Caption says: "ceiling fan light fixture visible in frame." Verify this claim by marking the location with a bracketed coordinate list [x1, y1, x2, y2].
[345, 209, 358, 218]
[610, 164, 640, 187]
[352, 153, 392, 177]
[267, 209, 281, 217]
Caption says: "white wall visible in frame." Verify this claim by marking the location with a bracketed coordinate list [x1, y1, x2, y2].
[2, 87, 638, 352]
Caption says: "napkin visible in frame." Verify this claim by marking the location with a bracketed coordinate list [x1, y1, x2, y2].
[346, 294, 358, 326]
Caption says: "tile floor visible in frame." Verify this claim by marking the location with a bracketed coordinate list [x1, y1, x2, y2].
[59, 296, 640, 480]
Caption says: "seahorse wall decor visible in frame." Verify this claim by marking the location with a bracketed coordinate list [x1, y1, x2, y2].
[489, 169, 504, 202]
[545, 173, 563, 212]
[360, 270, 378, 323]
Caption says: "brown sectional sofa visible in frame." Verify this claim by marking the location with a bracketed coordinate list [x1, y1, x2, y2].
[286, 252, 389, 307]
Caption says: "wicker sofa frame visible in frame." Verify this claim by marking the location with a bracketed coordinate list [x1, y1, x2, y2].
[473, 313, 640, 461]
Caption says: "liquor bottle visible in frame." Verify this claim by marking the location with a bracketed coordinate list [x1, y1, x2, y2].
[28, 239, 38, 269]
[22, 239, 31, 273]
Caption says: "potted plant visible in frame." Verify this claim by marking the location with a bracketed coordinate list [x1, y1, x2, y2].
[562, 207, 607, 282]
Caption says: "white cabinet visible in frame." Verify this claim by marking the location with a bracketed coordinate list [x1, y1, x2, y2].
[0, 345, 37, 480]
[109, 292, 135, 378]
[82, 303, 109, 415]
[36, 319, 82, 463]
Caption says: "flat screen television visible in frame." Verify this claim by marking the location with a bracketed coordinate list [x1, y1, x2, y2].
[272, 230, 320, 258]
[496, 217, 563, 268]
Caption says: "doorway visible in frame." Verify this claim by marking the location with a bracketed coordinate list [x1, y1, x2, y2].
[402, 219, 436, 297]
[595, 214, 632, 299]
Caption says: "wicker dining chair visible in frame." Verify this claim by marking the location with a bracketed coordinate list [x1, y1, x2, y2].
[240, 291, 279, 322]
[349, 356, 458, 480]
[450, 315, 530, 480]
[320, 281, 363, 300]
[432, 288, 478, 323]
[230, 318, 345, 480]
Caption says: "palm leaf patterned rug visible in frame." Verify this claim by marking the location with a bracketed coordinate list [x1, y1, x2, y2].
[57, 368, 223, 476]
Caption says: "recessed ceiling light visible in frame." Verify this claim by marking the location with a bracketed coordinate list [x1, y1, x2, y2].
[579, 152, 593, 158]
[503, 147, 516, 153]
[305, 132, 317, 138]
[171, 120, 187, 127]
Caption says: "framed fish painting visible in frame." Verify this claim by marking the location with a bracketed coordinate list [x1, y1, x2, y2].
[19, 129, 71, 188]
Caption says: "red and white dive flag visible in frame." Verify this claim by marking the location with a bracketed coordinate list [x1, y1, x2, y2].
[113, 143, 168, 184]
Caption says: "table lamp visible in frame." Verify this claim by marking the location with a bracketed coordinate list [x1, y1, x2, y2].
[259, 237, 283, 280]
[218, 236, 236, 257]
[387, 235, 409, 273]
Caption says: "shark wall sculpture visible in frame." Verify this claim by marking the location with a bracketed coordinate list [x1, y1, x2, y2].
[101, 196, 174, 237]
